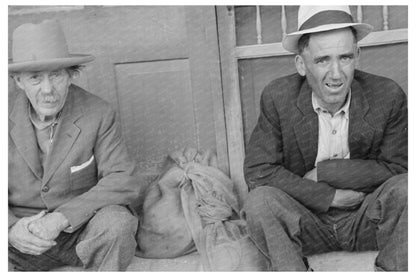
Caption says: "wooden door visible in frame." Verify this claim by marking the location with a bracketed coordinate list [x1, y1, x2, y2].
[9, 6, 229, 188]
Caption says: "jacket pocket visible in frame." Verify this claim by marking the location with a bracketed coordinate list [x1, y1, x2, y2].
[70, 156, 98, 196]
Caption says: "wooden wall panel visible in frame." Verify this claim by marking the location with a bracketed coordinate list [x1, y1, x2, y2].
[115, 59, 196, 175]
[239, 56, 296, 145]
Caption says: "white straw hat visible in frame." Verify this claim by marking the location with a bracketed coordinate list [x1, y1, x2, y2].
[282, 6, 373, 54]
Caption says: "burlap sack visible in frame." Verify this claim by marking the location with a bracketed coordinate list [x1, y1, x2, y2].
[136, 147, 269, 270]
[135, 147, 216, 258]
[135, 165, 195, 258]
[181, 163, 269, 271]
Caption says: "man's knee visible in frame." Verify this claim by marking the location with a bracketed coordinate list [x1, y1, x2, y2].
[89, 205, 138, 239]
[381, 174, 408, 204]
[76, 205, 138, 270]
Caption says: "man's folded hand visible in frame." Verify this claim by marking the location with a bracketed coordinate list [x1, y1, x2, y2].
[28, 212, 70, 241]
[8, 211, 57, 255]
[330, 189, 366, 209]
[303, 167, 317, 182]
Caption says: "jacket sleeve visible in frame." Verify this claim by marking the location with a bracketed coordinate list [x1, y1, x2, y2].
[55, 108, 140, 231]
[317, 86, 407, 192]
[244, 87, 336, 213]
[8, 208, 19, 229]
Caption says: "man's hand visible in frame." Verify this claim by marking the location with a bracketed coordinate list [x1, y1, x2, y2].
[330, 189, 366, 209]
[303, 167, 317, 182]
[8, 211, 57, 255]
[27, 212, 69, 241]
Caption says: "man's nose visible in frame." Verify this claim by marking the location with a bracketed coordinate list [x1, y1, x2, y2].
[329, 60, 341, 79]
[40, 77, 53, 93]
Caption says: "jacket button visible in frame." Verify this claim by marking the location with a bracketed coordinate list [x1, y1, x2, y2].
[42, 185, 50, 192]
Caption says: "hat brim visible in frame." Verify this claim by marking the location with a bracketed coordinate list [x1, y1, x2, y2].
[8, 54, 95, 72]
[282, 23, 373, 54]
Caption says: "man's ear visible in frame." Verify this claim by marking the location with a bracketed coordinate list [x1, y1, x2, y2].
[295, 55, 306, 76]
[13, 75, 25, 91]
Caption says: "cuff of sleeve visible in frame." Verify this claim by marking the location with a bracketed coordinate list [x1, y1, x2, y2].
[8, 214, 19, 229]
[316, 161, 326, 182]
[54, 207, 95, 233]
[310, 182, 336, 212]
[317, 161, 336, 186]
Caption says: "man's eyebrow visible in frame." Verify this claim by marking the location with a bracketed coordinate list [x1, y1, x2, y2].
[313, 55, 330, 63]
[339, 52, 355, 58]
[312, 51, 355, 62]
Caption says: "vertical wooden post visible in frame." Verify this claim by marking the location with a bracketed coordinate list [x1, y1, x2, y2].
[383, 6, 389, 30]
[256, 6, 263, 44]
[357, 6, 363, 23]
[281, 5, 287, 36]
[216, 6, 248, 207]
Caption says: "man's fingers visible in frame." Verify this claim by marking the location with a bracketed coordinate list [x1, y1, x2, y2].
[27, 220, 45, 234]
[26, 232, 56, 248]
[16, 244, 51, 256]
[21, 246, 50, 256]
[26, 210, 47, 223]
[10, 235, 54, 256]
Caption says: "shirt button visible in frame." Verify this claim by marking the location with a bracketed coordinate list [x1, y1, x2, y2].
[42, 185, 50, 192]
[332, 130, 337, 135]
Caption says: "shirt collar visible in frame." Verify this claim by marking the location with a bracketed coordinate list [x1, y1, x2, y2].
[311, 89, 351, 118]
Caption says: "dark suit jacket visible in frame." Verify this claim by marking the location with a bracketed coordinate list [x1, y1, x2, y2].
[244, 70, 407, 212]
[9, 84, 140, 231]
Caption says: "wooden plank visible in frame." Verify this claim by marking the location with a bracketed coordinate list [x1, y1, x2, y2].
[217, 6, 248, 206]
[236, 42, 291, 59]
[8, 6, 84, 15]
[184, 6, 230, 176]
[359, 28, 407, 46]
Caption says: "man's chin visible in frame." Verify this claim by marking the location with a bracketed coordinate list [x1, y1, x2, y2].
[324, 91, 348, 102]
[37, 108, 61, 119]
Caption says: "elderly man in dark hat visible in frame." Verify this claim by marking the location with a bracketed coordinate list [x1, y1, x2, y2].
[242, 6, 407, 271]
[8, 19, 140, 271]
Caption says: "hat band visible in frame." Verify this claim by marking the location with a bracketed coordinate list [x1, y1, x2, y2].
[299, 10, 354, 31]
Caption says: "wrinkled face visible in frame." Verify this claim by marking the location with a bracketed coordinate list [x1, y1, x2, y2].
[14, 68, 72, 120]
[295, 28, 359, 113]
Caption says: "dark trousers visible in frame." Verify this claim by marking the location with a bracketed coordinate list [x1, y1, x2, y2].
[242, 174, 408, 271]
[9, 205, 138, 271]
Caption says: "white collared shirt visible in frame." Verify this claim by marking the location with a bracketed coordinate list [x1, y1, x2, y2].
[312, 91, 351, 166]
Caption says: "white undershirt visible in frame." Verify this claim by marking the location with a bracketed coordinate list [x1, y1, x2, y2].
[312, 91, 351, 166]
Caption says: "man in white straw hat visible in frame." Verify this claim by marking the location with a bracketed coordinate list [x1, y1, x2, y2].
[8, 19, 140, 271]
[242, 6, 407, 271]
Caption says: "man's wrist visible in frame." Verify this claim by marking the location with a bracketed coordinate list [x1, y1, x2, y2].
[330, 189, 339, 207]
[53, 212, 70, 230]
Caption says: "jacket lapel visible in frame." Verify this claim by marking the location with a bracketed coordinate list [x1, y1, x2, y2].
[43, 86, 82, 184]
[348, 79, 374, 159]
[9, 92, 43, 180]
[293, 81, 319, 171]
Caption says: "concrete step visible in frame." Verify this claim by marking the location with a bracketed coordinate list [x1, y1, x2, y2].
[125, 251, 379, 271]
[52, 251, 378, 271]
[308, 251, 378, 271]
